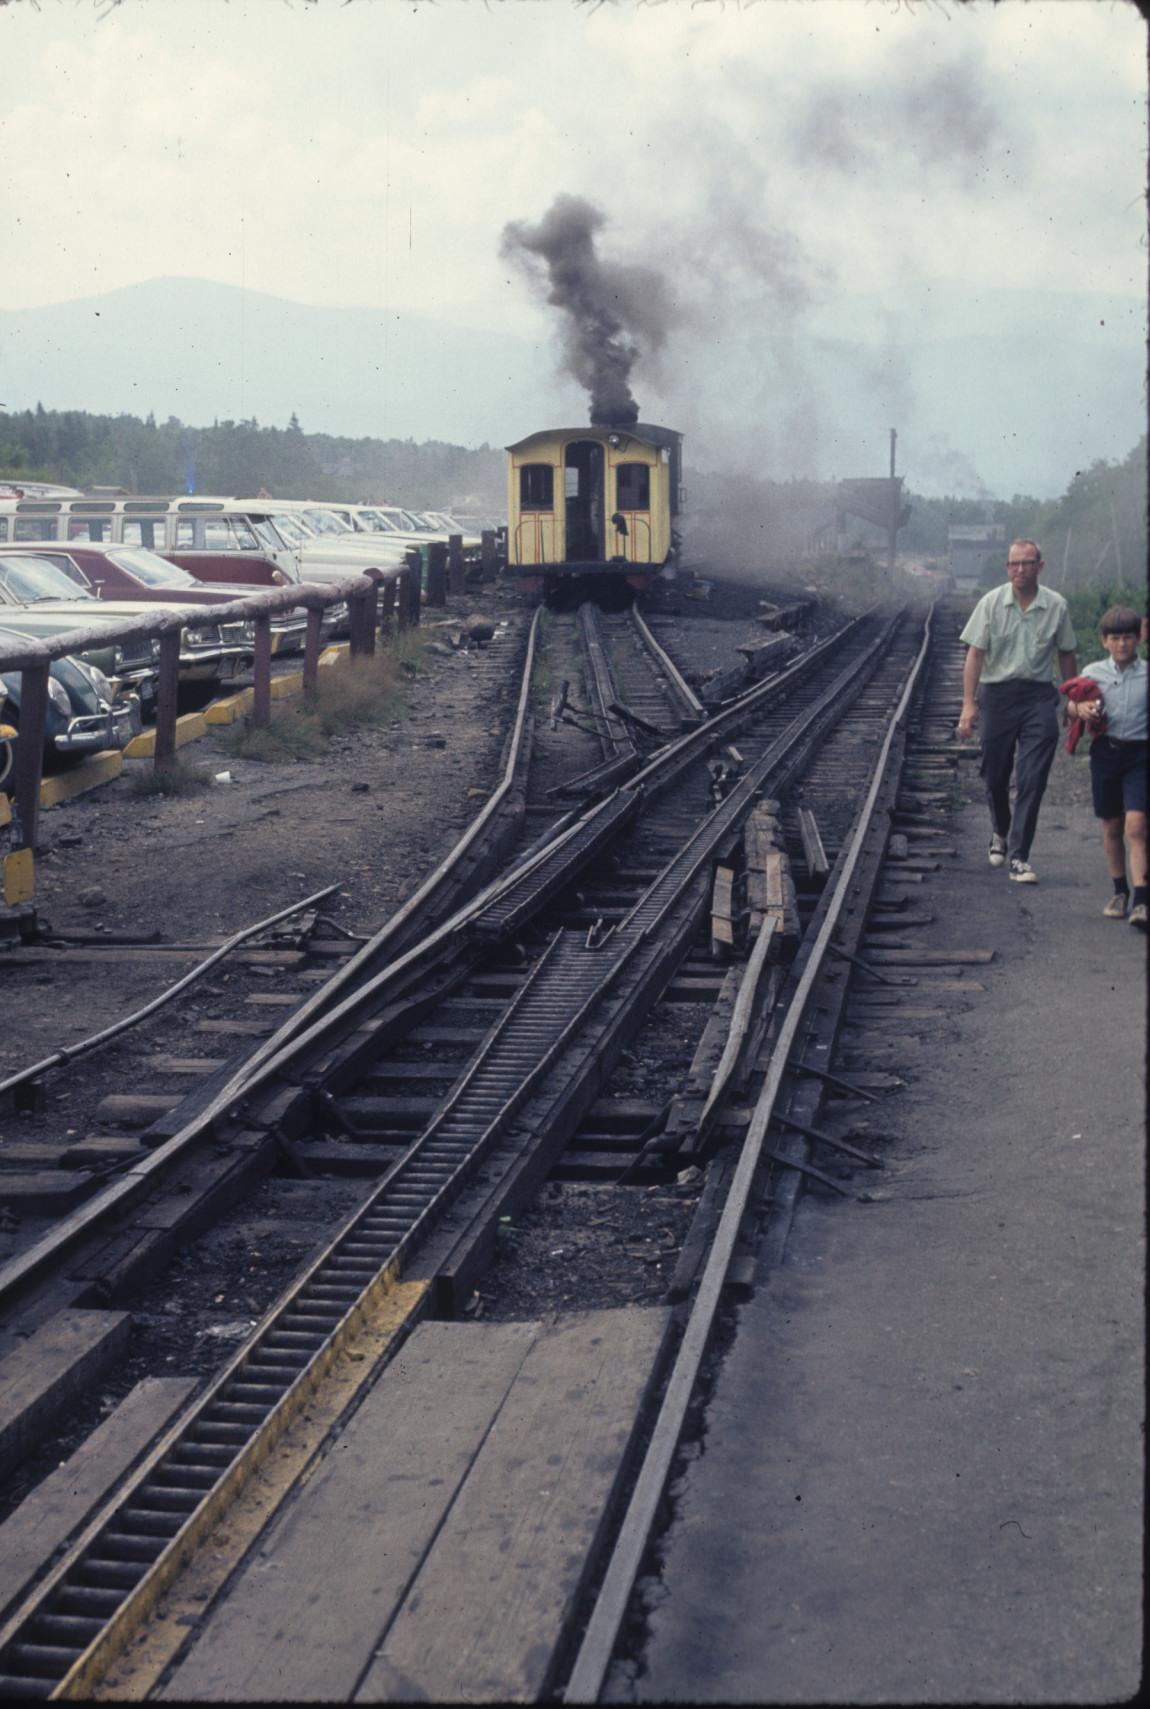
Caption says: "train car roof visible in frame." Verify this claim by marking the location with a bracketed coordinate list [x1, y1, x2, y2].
[506, 422, 681, 453]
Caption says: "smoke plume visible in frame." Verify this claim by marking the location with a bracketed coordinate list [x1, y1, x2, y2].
[500, 194, 674, 425]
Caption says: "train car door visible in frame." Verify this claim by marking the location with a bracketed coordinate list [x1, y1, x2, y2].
[564, 441, 603, 562]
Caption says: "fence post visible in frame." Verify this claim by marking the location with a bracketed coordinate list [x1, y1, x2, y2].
[348, 588, 366, 657]
[153, 629, 181, 769]
[400, 550, 422, 629]
[11, 662, 49, 854]
[447, 534, 465, 595]
[252, 615, 273, 726]
[379, 574, 396, 640]
[426, 542, 447, 606]
[360, 571, 381, 656]
[480, 530, 497, 580]
[302, 607, 323, 695]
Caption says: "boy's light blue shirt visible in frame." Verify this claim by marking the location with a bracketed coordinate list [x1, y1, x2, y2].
[960, 583, 1077, 684]
[1080, 655, 1148, 742]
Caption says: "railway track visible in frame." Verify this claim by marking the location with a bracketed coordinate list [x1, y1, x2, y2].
[0, 589, 947, 1699]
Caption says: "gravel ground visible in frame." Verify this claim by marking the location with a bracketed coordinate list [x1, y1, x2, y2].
[0, 568, 786, 1511]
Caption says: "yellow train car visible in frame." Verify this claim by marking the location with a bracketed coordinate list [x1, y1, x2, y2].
[506, 422, 683, 592]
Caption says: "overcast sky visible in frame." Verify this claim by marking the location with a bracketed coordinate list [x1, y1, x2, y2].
[1, 0, 1146, 494]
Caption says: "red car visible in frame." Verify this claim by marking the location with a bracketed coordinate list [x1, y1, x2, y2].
[0, 542, 313, 654]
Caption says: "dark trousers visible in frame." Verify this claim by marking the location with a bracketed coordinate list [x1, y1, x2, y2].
[978, 681, 1060, 861]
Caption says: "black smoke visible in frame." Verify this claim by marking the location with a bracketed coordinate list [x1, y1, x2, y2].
[500, 194, 674, 426]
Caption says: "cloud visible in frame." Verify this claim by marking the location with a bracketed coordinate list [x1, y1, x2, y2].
[0, 0, 1144, 496]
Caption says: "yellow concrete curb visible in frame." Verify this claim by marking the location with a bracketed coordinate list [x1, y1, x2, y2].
[271, 671, 304, 701]
[319, 643, 351, 666]
[3, 847, 33, 904]
[123, 713, 209, 759]
[41, 751, 123, 805]
[204, 688, 254, 726]
[0, 793, 10, 830]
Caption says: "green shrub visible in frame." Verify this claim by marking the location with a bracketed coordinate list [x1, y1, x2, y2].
[1064, 583, 1147, 660]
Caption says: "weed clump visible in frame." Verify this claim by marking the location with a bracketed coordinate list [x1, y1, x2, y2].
[130, 761, 213, 797]
[219, 643, 424, 763]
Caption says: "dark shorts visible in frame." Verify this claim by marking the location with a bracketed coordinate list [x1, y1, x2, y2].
[1090, 736, 1147, 819]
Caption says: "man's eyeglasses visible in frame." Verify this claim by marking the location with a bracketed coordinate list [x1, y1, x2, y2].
[1008, 558, 1040, 568]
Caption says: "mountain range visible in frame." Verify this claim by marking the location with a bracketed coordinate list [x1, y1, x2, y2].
[0, 277, 1143, 499]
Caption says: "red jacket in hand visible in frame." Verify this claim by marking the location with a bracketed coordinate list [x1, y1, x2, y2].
[1059, 674, 1106, 755]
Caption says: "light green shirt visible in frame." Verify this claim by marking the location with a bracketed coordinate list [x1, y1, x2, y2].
[959, 582, 1077, 684]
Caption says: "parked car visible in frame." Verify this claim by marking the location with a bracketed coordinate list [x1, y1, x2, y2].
[0, 553, 253, 691]
[0, 495, 409, 598]
[320, 503, 482, 569]
[0, 542, 311, 655]
[416, 510, 483, 549]
[0, 624, 143, 789]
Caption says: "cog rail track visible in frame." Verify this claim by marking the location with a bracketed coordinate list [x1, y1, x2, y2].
[562, 603, 939, 1702]
[0, 603, 925, 1698]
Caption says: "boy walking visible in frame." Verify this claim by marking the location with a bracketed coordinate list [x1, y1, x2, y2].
[1064, 606, 1148, 928]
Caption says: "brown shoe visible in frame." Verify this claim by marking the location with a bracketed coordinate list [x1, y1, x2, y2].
[1103, 893, 1129, 918]
[1129, 903, 1148, 930]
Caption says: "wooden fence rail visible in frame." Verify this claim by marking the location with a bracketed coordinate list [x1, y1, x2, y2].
[0, 554, 421, 854]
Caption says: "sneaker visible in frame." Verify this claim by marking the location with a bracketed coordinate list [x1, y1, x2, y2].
[1129, 903, 1148, 930]
[988, 834, 1008, 868]
[1009, 859, 1037, 883]
[1103, 893, 1129, 918]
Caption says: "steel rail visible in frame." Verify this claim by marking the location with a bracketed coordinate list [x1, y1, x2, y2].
[625, 610, 870, 800]
[562, 609, 934, 1704]
[542, 606, 643, 798]
[0, 923, 663, 1696]
[612, 611, 902, 950]
[0, 611, 868, 1315]
[579, 602, 633, 759]
[0, 885, 341, 1100]
[223, 603, 542, 1057]
[0, 614, 918, 1697]
[0, 613, 536, 1311]
[628, 604, 706, 719]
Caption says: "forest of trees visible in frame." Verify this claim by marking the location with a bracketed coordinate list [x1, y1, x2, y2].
[0, 404, 1142, 596]
[899, 435, 1147, 592]
[0, 406, 506, 513]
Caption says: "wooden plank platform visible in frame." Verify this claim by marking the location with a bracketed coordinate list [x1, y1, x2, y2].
[0, 1376, 195, 1620]
[0, 1310, 131, 1481]
[163, 1308, 666, 1703]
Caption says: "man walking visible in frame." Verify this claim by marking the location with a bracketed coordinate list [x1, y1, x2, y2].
[957, 539, 1078, 883]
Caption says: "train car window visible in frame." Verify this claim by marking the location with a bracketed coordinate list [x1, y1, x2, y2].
[520, 465, 554, 510]
[67, 518, 112, 542]
[0, 521, 7, 541]
[616, 464, 650, 509]
[122, 519, 167, 548]
[13, 518, 57, 541]
[175, 519, 197, 547]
